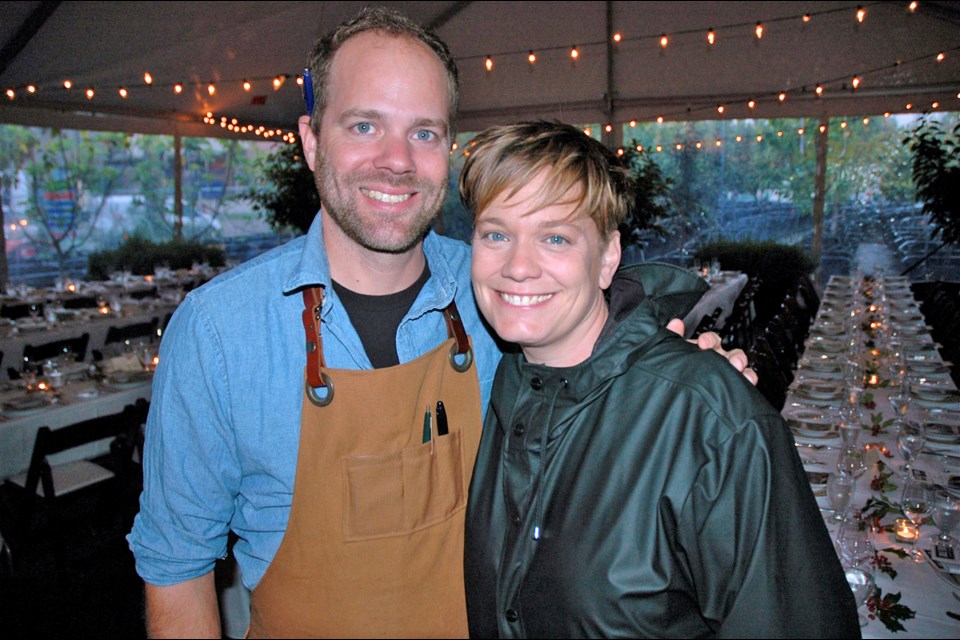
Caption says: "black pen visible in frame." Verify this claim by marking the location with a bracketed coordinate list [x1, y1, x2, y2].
[436, 400, 449, 436]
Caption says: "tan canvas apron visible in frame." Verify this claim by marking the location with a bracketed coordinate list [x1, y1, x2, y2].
[248, 287, 482, 638]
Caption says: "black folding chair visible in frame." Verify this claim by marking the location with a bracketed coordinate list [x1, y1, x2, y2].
[22, 334, 90, 366]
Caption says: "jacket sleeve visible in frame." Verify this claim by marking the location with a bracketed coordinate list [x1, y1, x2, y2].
[680, 413, 862, 638]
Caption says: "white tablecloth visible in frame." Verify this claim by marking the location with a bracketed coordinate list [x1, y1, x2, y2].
[783, 275, 959, 638]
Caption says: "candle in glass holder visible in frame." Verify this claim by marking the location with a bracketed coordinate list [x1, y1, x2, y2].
[895, 518, 918, 542]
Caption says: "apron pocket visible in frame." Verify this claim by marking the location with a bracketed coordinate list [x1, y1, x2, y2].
[341, 431, 465, 541]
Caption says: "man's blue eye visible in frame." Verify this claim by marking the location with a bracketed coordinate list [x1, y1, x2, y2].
[415, 130, 436, 141]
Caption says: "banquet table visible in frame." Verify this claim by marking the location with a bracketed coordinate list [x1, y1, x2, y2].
[782, 275, 960, 638]
[0, 365, 154, 480]
[0, 276, 193, 380]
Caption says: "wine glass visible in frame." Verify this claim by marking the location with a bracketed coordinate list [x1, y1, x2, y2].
[837, 514, 875, 567]
[896, 421, 926, 478]
[843, 563, 876, 628]
[901, 476, 932, 562]
[20, 360, 40, 390]
[930, 489, 960, 550]
[839, 388, 864, 446]
[836, 445, 867, 480]
[826, 474, 855, 521]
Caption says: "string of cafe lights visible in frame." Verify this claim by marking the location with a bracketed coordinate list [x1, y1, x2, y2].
[473, 1, 959, 131]
[2, 1, 956, 144]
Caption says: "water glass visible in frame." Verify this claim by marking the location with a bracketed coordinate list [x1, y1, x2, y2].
[843, 564, 876, 628]
[896, 421, 926, 478]
[826, 474, 855, 521]
[930, 489, 960, 549]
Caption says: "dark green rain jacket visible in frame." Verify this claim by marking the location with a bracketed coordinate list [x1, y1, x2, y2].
[465, 263, 860, 638]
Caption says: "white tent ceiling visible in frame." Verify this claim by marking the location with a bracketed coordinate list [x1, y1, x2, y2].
[0, 1, 958, 141]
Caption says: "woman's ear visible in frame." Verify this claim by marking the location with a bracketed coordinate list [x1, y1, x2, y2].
[599, 230, 621, 289]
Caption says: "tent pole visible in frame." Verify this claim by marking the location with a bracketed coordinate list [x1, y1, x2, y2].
[812, 115, 829, 282]
[174, 130, 183, 240]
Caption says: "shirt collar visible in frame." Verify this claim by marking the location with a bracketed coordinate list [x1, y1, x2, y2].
[280, 211, 460, 313]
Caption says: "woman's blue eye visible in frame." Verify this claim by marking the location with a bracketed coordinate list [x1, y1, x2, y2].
[354, 123, 373, 134]
[485, 231, 507, 242]
[547, 235, 567, 245]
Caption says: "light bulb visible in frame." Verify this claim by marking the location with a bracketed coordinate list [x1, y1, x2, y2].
[660, 34, 668, 48]
[707, 29, 716, 45]
[528, 51, 537, 64]
[243, 80, 252, 92]
[613, 32, 622, 43]
[570, 46, 579, 60]
[208, 83, 216, 96]
[63, 79, 73, 89]
[144, 72, 153, 85]
[755, 22, 764, 39]
[86, 88, 94, 99]
[484, 56, 493, 72]
[119, 87, 128, 98]
[857, 7, 866, 23]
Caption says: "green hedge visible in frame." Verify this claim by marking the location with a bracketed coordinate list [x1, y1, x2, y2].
[87, 237, 226, 280]
[695, 241, 816, 322]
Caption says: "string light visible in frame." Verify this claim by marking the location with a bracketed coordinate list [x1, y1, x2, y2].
[63, 79, 72, 90]
[528, 51, 537, 64]
[932, 101, 940, 108]
[884, 112, 891, 117]
[570, 45, 579, 60]
[695, 141, 703, 149]
[118, 87, 128, 98]
[819, 124, 827, 133]
[582, 127, 591, 135]
[856, 6, 866, 23]
[906, 102, 913, 109]
[863, 117, 870, 125]
[629, 120, 637, 127]
[802, 14, 812, 23]
[715, 139, 722, 147]
[755, 22, 764, 39]
[778, 92, 787, 103]
[636, 144, 643, 152]
[207, 82, 216, 96]
[656, 145, 663, 152]
[272, 75, 287, 90]
[657, 116, 664, 124]
[612, 32, 622, 43]
[242, 80, 252, 91]
[908, 1, 918, 12]
[717, 105, 725, 114]
[851, 76, 861, 89]
[143, 72, 153, 85]
[747, 99, 756, 109]
[484, 55, 494, 71]
[707, 28, 716, 45]
[777, 130, 783, 137]
[616, 147, 624, 156]
[936, 52, 945, 62]
[798, 128, 805, 135]
[174, 83, 183, 94]
[756, 134, 763, 142]
[5, 89, 14, 100]
[675, 143, 682, 150]
[604, 123, 613, 133]
[660, 34, 669, 48]
[840, 121, 848, 129]
[815, 84, 824, 96]
[86, 88, 94, 99]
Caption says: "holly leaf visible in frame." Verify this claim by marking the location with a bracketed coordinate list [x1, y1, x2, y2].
[866, 587, 915, 633]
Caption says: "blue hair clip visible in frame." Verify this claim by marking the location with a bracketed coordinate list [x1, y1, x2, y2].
[302, 69, 314, 116]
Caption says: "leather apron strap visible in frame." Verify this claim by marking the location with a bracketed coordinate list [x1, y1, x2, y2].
[248, 286, 482, 638]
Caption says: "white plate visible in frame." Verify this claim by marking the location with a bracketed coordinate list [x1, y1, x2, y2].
[103, 371, 152, 388]
[2, 395, 51, 416]
[926, 422, 960, 444]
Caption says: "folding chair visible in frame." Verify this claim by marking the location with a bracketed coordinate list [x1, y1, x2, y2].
[22, 333, 90, 366]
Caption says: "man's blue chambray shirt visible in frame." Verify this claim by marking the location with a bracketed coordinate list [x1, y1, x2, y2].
[127, 214, 502, 589]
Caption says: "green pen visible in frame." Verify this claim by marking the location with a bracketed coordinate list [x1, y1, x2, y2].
[422, 404, 432, 444]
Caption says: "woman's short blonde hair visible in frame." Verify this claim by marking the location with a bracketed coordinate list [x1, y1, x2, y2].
[459, 121, 635, 239]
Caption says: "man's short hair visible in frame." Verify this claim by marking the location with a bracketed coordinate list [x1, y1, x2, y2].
[459, 121, 635, 239]
[306, 6, 460, 135]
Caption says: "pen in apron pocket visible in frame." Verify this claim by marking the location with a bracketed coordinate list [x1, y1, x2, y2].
[436, 400, 449, 436]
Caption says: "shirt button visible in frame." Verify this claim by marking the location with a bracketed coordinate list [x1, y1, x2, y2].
[513, 423, 525, 437]
[505, 608, 519, 622]
[513, 515, 521, 526]
[530, 376, 543, 390]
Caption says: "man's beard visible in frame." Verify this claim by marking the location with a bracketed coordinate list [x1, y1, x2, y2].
[314, 150, 447, 254]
